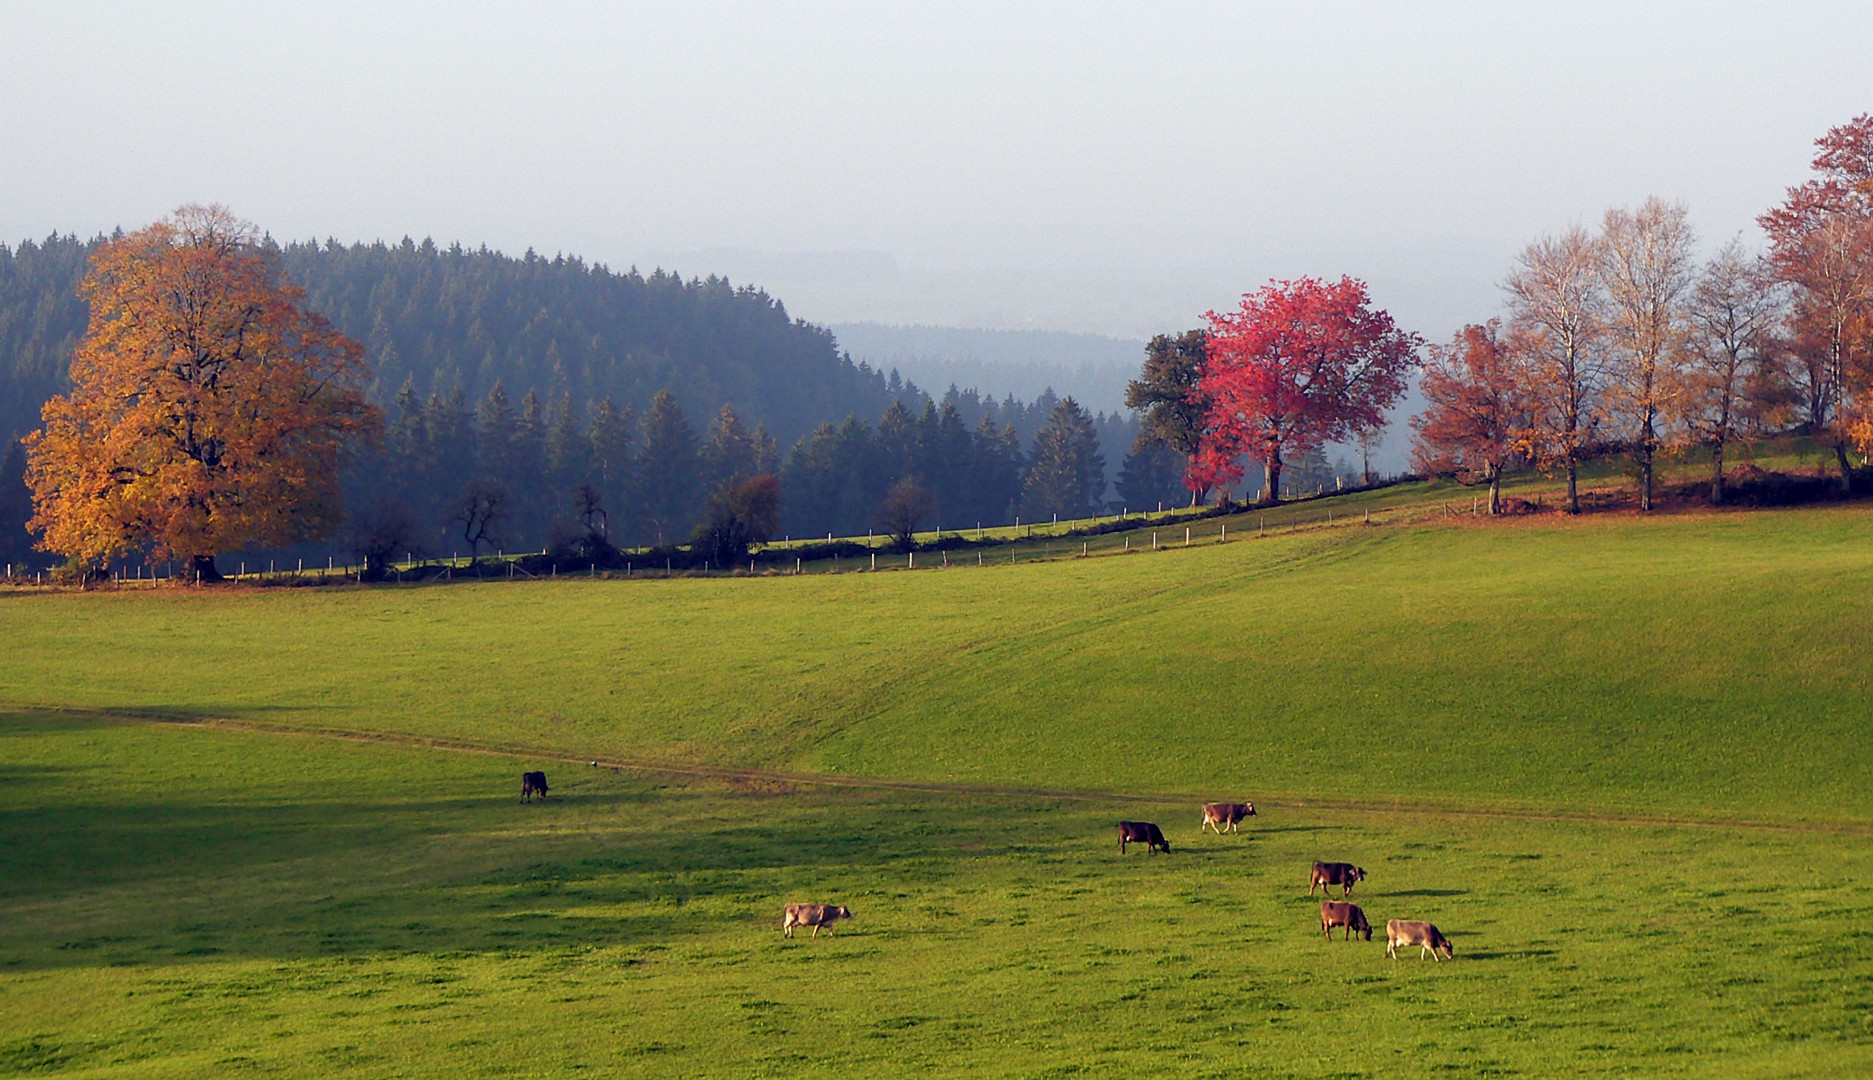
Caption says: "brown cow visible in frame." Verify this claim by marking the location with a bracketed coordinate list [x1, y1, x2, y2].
[1320, 901, 1371, 941]
[782, 903, 852, 938]
[1309, 861, 1365, 897]
[1386, 919, 1454, 961]
[1201, 802, 1257, 834]
[520, 771, 549, 802]
[1118, 821, 1171, 854]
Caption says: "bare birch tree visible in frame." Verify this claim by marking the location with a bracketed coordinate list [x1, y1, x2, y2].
[1678, 240, 1789, 504]
[1600, 198, 1697, 511]
[1505, 226, 1605, 514]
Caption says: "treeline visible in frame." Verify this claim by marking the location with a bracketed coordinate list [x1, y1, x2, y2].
[356, 377, 1154, 558]
[1411, 116, 1873, 513]
[0, 232, 1147, 563]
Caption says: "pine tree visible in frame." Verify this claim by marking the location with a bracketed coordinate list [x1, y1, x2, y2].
[635, 390, 699, 545]
[970, 413, 1025, 526]
[1020, 397, 1106, 520]
[700, 404, 758, 495]
[476, 381, 517, 482]
[0, 440, 35, 566]
[545, 391, 586, 494]
[1115, 442, 1187, 513]
[587, 397, 636, 523]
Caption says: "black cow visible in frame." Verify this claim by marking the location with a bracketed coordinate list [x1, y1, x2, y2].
[1309, 861, 1365, 897]
[1119, 820, 1170, 855]
[521, 771, 549, 802]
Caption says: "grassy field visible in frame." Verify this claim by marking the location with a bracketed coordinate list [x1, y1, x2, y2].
[4, 499, 1873, 1076]
[4, 504, 1871, 821]
[4, 713, 1870, 1079]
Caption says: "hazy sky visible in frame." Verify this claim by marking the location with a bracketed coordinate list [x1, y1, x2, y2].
[5, 3, 1870, 340]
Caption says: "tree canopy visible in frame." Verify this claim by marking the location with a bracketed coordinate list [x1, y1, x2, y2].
[1195, 278, 1419, 504]
[24, 206, 378, 580]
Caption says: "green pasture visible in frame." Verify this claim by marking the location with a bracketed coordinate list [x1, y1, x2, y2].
[5, 497, 1873, 1076]
[4, 713, 1869, 1079]
[3, 503, 1871, 822]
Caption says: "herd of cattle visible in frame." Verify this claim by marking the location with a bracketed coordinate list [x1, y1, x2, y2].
[519, 777, 1454, 960]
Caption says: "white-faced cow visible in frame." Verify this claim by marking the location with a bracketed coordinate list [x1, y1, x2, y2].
[1201, 802, 1256, 835]
[1309, 861, 1365, 897]
[1118, 821, 1170, 855]
[1386, 919, 1455, 961]
[1320, 901, 1372, 941]
[782, 903, 852, 938]
[520, 771, 549, 802]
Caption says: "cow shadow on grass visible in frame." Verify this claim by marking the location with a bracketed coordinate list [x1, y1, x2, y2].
[1379, 888, 1470, 898]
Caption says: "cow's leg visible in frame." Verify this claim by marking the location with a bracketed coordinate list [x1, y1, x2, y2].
[811, 925, 820, 938]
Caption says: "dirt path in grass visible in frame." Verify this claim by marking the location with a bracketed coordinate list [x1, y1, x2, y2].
[90, 710, 1873, 838]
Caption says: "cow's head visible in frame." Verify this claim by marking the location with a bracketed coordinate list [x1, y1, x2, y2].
[1437, 939, 1454, 959]
[1359, 923, 1373, 941]
[1353, 866, 1367, 882]
[833, 906, 852, 921]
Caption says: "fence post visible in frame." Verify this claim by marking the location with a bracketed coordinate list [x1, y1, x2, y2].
[1152, 531, 1158, 550]
[1184, 527, 1190, 546]
[871, 553, 876, 570]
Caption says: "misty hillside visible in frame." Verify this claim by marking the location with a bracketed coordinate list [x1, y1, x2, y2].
[830, 323, 1146, 415]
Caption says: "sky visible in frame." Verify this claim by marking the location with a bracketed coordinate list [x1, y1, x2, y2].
[4, 3, 1871, 343]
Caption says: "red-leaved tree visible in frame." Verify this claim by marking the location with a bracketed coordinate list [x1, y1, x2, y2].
[1409, 321, 1531, 514]
[1195, 277, 1420, 504]
[1758, 114, 1873, 490]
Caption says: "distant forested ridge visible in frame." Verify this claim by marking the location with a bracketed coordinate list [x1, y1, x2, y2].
[0, 233, 1148, 564]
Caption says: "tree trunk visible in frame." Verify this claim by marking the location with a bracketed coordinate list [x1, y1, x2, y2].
[1835, 438, 1853, 495]
[1565, 457, 1579, 515]
[1710, 438, 1725, 506]
[188, 554, 222, 584]
[1638, 444, 1654, 513]
[1487, 469, 1502, 515]
[1263, 447, 1284, 505]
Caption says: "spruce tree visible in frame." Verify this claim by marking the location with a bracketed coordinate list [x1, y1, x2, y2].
[635, 390, 699, 545]
[1115, 442, 1188, 512]
[1020, 397, 1105, 521]
[700, 404, 758, 495]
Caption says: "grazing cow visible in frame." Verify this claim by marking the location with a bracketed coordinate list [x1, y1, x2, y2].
[782, 903, 852, 938]
[1309, 861, 1366, 897]
[520, 771, 549, 802]
[1386, 919, 1455, 961]
[1201, 802, 1257, 834]
[1118, 821, 1171, 855]
[1320, 901, 1372, 941]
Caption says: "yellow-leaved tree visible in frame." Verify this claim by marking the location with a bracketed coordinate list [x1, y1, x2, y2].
[24, 205, 380, 582]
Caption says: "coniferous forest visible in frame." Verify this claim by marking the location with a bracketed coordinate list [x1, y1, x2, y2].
[0, 234, 1163, 567]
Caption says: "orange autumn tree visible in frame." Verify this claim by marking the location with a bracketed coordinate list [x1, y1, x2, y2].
[24, 205, 379, 582]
